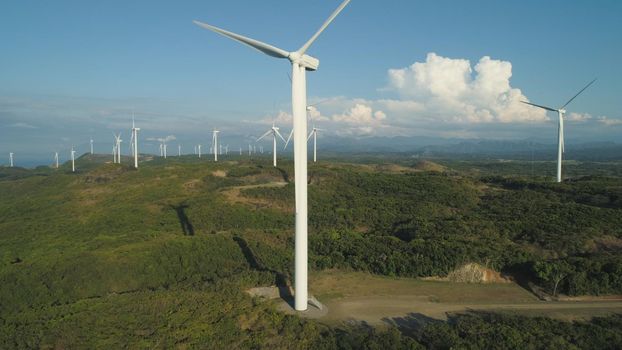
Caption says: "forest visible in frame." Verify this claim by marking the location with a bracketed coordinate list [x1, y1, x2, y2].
[0, 154, 621, 348]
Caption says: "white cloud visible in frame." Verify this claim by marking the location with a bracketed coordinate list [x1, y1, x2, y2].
[7, 122, 37, 129]
[332, 104, 386, 125]
[385, 53, 548, 124]
[597, 116, 622, 126]
[147, 135, 177, 142]
[566, 112, 592, 122]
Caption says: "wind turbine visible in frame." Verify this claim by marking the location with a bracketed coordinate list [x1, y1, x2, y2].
[178, 145, 182, 156]
[194, 0, 350, 311]
[308, 125, 323, 163]
[130, 116, 140, 168]
[114, 133, 122, 164]
[9, 153, 14, 167]
[71, 146, 76, 172]
[198, 144, 202, 158]
[258, 123, 286, 167]
[54, 152, 59, 169]
[521, 78, 596, 182]
[212, 130, 220, 162]
[90, 138, 94, 155]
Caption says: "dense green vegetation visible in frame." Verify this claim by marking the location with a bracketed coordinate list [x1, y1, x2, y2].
[1, 154, 621, 348]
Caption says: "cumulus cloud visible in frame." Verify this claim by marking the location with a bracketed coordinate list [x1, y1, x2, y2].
[332, 104, 386, 125]
[386, 53, 548, 123]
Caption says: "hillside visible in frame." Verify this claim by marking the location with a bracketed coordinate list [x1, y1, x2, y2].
[1, 154, 622, 348]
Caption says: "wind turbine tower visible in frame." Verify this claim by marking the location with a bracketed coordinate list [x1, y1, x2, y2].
[9, 153, 14, 167]
[54, 152, 59, 169]
[212, 130, 220, 162]
[90, 139, 94, 155]
[308, 125, 323, 163]
[522, 79, 596, 182]
[71, 146, 76, 172]
[193, 0, 351, 310]
[131, 117, 140, 168]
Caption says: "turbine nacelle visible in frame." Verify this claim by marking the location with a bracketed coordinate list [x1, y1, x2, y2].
[558, 109, 566, 115]
[288, 52, 320, 71]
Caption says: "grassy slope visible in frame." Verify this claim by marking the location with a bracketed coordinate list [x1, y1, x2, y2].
[1, 155, 621, 348]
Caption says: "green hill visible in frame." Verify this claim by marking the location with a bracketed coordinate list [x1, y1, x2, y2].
[1, 156, 622, 348]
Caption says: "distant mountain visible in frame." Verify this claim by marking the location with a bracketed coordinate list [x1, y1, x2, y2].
[322, 137, 622, 161]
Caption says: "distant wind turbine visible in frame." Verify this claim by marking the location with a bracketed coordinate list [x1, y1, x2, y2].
[258, 123, 287, 167]
[54, 152, 59, 169]
[178, 145, 181, 156]
[71, 146, 76, 172]
[194, 0, 350, 311]
[198, 144, 202, 158]
[212, 130, 220, 162]
[521, 78, 597, 182]
[90, 138, 94, 155]
[130, 116, 140, 168]
[113, 133, 122, 164]
[308, 125, 323, 163]
[9, 152, 14, 167]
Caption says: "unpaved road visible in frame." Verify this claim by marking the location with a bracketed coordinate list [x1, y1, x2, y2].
[307, 271, 622, 323]
[323, 295, 622, 324]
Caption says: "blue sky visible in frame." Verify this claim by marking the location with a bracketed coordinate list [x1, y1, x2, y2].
[1, 0, 621, 165]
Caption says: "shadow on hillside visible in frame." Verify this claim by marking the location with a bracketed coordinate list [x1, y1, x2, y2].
[276, 167, 289, 183]
[233, 236, 292, 301]
[170, 203, 195, 236]
[382, 313, 441, 337]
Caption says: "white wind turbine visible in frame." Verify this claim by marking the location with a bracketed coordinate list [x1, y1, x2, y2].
[178, 145, 181, 156]
[257, 123, 287, 167]
[130, 116, 140, 168]
[522, 79, 596, 183]
[198, 144, 202, 158]
[54, 152, 59, 169]
[113, 133, 122, 164]
[308, 125, 323, 163]
[71, 146, 76, 172]
[212, 130, 220, 162]
[9, 152, 14, 167]
[194, 0, 350, 311]
[90, 138, 94, 155]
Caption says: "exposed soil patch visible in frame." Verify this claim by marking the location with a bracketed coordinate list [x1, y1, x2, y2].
[212, 170, 227, 178]
[221, 182, 289, 211]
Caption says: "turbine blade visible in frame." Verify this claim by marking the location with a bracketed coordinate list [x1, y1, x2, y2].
[560, 78, 597, 109]
[521, 101, 557, 112]
[193, 20, 289, 59]
[284, 129, 294, 150]
[307, 130, 313, 141]
[275, 129, 287, 143]
[257, 129, 272, 142]
[297, 0, 351, 56]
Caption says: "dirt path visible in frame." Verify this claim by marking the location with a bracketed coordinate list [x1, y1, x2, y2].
[324, 296, 622, 324]
[221, 181, 288, 209]
[308, 271, 622, 323]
